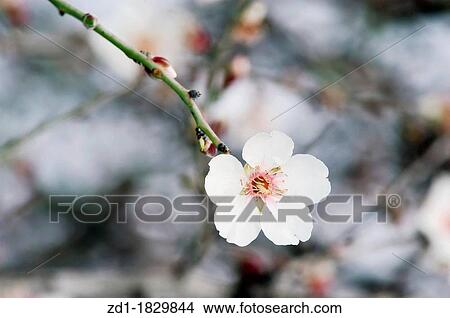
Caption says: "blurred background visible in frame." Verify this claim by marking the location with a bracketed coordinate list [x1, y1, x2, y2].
[1, 0, 450, 297]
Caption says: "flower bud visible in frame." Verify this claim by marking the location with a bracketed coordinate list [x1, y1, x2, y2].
[82, 13, 98, 30]
[150, 56, 177, 79]
[198, 135, 217, 157]
[231, 1, 267, 44]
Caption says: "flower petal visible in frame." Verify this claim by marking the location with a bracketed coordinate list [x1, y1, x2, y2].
[282, 154, 331, 204]
[242, 131, 294, 169]
[214, 195, 261, 247]
[261, 220, 300, 245]
[205, 154, 244, 204]
[260, 201, 300, 245]
[286, 212, 314, 242]
[225, 219, 261, 247]
[272, 197, 314, 242]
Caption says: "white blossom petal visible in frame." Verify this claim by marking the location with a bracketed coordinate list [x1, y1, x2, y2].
[242, 131, 294, 169]
[214, 195, 261, 247]
[286, 213, 314, 242]
[204, 154, 244, 204]
[273, 198, 314, 242]
[283, 154, 331, 204]
[261, 220, 300, 245]
[225, 219, 261, 247]
[260, 202, 300, 245]
[418, 174, 450, 264]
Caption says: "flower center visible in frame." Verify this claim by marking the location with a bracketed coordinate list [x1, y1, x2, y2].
[251, 175, 271, 194]
[241, 165, 286, 200]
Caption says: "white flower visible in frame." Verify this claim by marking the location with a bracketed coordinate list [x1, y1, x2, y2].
[205, 131, 331, 246]
[418, 174, 450, 268]
[231, 1, 267, 45]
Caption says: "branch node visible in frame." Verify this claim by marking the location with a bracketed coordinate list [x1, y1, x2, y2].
[188, 90, 202, 100]
[195, 127, 205, 139]
[218, 143, 230, 154]
[139, 50, 150, 59]
[145, 67, 162, 79]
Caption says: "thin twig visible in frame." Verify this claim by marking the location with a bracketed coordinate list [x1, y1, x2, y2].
[385, 134, 450, 194]
[392, 252, 428, 275]
[334, 134, 450, 244]
[47, 0, 228, 152]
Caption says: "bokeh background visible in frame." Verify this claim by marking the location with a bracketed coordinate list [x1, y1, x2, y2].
[1, 0, 450, 297]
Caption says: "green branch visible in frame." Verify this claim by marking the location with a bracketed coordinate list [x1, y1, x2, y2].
[47, 0, 229, 154]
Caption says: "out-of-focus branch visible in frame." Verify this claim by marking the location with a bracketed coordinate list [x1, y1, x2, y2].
[335, 133, 450, 244]
[385, 134, 450, 194]
[47, 0, 229, 154]
[0, 88, 131, 161]
[205, 0, 252, 99]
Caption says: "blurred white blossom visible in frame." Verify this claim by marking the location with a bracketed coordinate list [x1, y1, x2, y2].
[273, 256, 336, 297]
[418, 174, 450, 269]
[206, 78, 331, 149]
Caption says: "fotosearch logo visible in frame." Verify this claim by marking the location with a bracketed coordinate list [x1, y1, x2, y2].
[48, 194, 401, 224]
